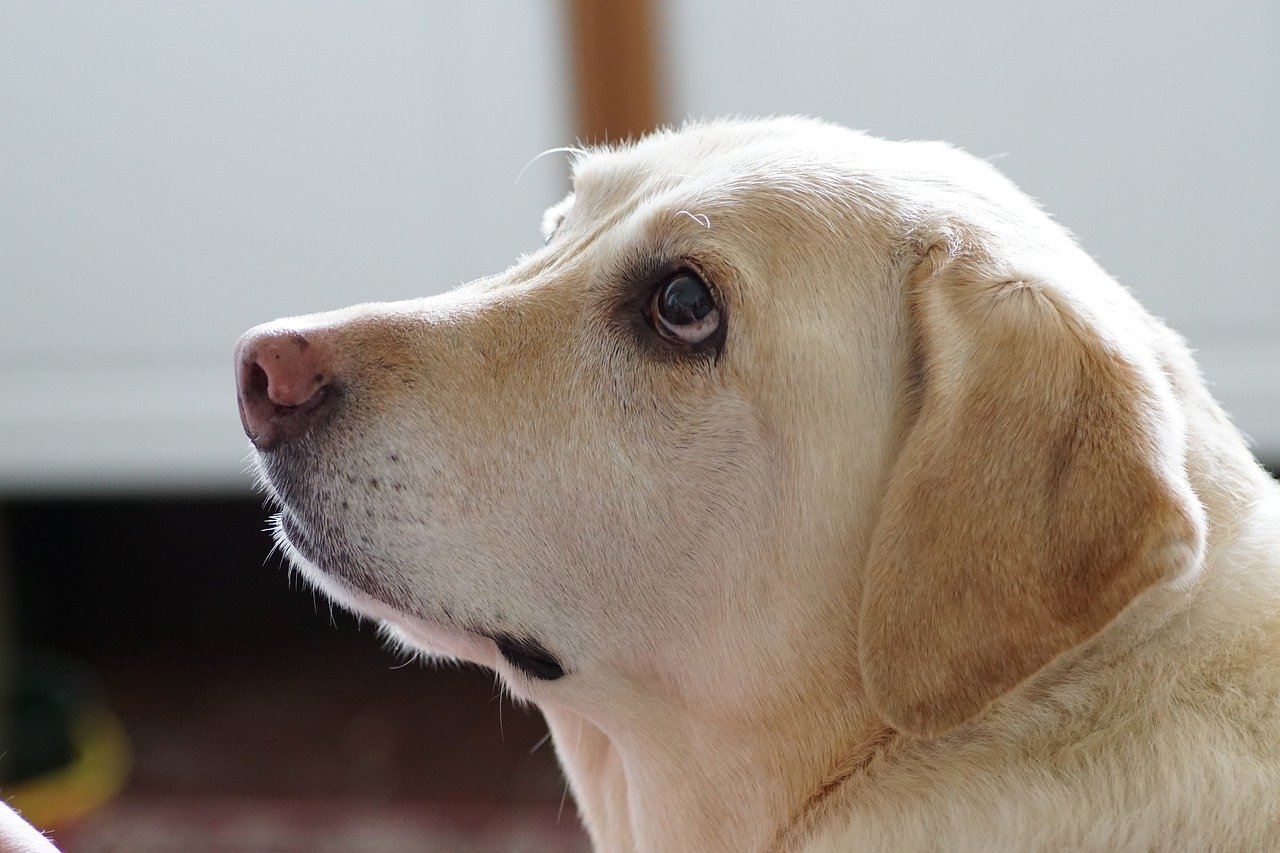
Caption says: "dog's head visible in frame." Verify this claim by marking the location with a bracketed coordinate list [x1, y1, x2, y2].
[236, 118, 1204, 738]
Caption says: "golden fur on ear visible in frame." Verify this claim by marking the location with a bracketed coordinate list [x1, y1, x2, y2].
[859, 243, 1205, 738]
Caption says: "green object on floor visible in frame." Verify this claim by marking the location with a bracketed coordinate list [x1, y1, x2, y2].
[1, 652, 130, 830]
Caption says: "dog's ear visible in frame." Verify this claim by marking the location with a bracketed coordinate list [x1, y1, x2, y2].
[858, 240, 1205, 738]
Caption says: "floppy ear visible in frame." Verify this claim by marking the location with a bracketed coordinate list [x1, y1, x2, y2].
[859, 242, 1205, 738]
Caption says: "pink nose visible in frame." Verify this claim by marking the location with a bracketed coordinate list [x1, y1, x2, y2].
[234, 327, 334, 449]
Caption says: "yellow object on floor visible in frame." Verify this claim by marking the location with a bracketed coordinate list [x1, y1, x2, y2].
[6, 703, 131, 831]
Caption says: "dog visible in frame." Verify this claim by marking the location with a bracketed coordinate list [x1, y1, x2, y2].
[234, 117, 1280, 851]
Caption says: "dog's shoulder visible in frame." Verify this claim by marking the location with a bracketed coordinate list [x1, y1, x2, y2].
[795, 533, 1280, 851]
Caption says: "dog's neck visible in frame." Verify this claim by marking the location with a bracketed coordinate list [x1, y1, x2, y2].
[539, 623, 878, 850]
[544, 392, 1271, 851]
[542, 709, 884, 852]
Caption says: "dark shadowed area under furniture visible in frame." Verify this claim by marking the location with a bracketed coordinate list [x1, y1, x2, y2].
[1, 498, 587, 852]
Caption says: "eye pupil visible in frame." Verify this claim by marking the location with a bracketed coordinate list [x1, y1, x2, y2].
[659, 274, 713, 326]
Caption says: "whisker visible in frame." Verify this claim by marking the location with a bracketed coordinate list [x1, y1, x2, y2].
[516, 146, 587, 184]
[529, 729, 552, 755]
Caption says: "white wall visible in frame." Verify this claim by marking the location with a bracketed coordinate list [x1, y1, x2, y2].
[0, 2, 571, 493]
[2, 1, 1276, 495]
[663, 0, 1280, 457]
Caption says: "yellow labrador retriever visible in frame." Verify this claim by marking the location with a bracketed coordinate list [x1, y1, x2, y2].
[234, 118, 1280, 851]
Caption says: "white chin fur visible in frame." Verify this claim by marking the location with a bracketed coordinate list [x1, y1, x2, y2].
[278, 534, 499, 669]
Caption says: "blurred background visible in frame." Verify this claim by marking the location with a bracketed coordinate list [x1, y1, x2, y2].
[1, 1, 1276, 849]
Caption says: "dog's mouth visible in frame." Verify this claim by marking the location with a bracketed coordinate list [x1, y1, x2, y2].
[275, 505, 349, 577]
[272, 499, 401, 606]
[275, 507, 318, 563]
[273, 500, 569, 682]
[491, 634, 566, 680]
[257, 446, 363, 568]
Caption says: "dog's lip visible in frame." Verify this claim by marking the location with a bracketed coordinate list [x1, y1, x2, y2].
[273, 517, 502, 668]
[275, 506, 321, 564]
[273, 508, 518, 671]
[491, 633, 566, 680]
[363, 603, 502, 670]
[273, 500, 565, 680]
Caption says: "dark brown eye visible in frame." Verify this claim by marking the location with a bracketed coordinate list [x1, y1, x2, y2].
[649, 270, 720, 345]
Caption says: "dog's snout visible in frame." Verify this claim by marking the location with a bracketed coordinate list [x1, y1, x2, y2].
[235, 327, 334, 450]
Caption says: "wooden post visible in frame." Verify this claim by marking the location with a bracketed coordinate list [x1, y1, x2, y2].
[567, 0, 663, 145]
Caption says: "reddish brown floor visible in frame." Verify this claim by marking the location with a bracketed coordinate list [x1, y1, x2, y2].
[52, 651, 587, 852]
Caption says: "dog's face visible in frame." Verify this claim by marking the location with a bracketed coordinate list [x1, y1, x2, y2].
[237, 118, 1202, 737]
[240, 120, 903, 704]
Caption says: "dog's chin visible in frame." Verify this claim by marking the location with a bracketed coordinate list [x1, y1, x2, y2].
[272, 511, 500, 669]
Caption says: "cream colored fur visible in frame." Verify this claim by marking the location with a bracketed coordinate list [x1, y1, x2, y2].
[243, 118, 1280, 851]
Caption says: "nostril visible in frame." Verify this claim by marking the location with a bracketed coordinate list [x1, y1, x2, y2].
[245, 362, 270, 401]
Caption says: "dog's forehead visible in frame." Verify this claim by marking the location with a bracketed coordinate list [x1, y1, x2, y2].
[550, 118, 1000, 256]
[567, 118, 874, 216]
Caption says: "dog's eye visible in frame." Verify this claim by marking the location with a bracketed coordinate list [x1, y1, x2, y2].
[649, 270, 720, 345]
